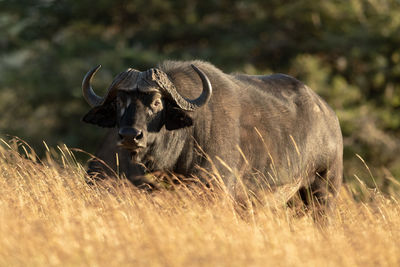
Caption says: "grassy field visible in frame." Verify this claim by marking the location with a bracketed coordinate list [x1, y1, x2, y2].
[0, 140, 400, 267]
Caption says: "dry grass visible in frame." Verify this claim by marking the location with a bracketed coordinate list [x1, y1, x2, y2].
[0, 140, 400, 267]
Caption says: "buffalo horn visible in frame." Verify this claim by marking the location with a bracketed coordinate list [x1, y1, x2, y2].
[159, 64, 212, 111]
[82, 65, 104, 107]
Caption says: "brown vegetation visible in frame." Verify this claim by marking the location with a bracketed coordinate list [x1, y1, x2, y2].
[0, 140, 399, 266]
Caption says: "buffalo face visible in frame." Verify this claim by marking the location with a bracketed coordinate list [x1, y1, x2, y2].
[82, 64, 212, 161]
[115, 90, 193, 159]
[116, 90, 163, 154]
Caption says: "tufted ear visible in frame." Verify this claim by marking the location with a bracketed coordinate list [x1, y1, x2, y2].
[82, 101, 116, 128]
[165, 106, 193, 131]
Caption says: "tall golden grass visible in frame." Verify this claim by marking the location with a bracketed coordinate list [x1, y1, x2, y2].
[0, 139, 400, 267]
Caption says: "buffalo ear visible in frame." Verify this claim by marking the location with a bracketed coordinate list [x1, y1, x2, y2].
[82, 101, 116, 128]
[165, 106, 193, 130]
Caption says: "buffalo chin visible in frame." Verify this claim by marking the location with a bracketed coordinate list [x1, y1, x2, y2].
[130, 149, 143, 162]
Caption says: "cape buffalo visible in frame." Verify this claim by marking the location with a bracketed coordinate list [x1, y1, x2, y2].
[82, 60, 343, 210]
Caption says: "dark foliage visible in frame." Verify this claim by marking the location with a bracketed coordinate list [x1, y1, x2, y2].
[1, 0, 400, 189]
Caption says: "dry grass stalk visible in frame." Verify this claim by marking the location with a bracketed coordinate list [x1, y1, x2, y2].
[0, 140, 399, 266]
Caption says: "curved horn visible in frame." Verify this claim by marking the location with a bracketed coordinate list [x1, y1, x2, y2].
[188, 64, 212, 108]
[157, 64, 212, 111]
[82, 65, 104, 107]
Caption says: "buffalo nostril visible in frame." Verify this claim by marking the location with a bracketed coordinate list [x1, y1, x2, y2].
[118, 128, 129, 139]
[118, 129, 124, 139]
[135, 131, 143, 141]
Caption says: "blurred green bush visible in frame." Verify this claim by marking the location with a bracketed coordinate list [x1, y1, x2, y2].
[1, 0, 400, 189]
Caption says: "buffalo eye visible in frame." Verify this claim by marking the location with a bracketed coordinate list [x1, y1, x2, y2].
[153, 100, 161, 107]
[151, 98, 163, 111]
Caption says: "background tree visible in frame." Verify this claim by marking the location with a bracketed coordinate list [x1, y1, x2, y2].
[1, 0, 400, 190]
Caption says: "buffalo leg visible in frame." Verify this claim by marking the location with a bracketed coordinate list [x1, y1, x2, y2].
[299, 157, 343, 216]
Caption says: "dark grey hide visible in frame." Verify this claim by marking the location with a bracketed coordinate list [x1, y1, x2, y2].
[82, 60, 343, 209]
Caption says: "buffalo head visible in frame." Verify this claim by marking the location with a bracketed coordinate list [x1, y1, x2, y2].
[82, 64, 212, 160]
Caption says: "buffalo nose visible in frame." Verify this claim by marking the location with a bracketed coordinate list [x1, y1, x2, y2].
[118, 127, 143, 141]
